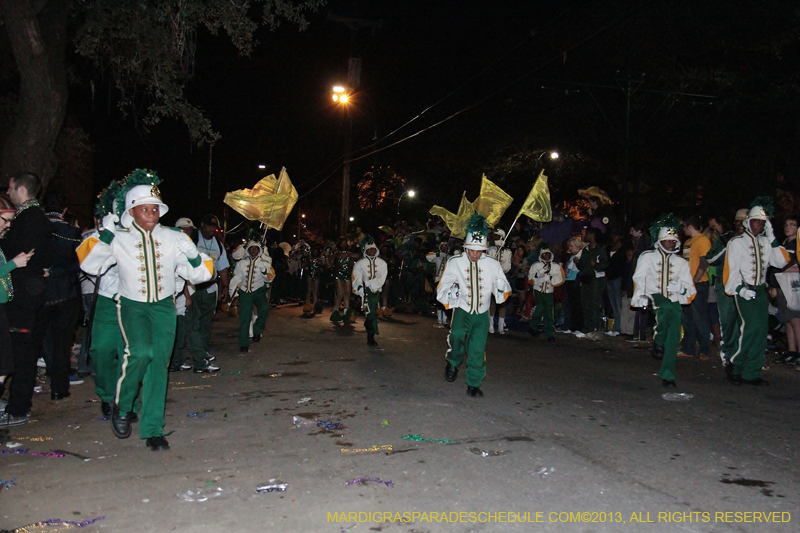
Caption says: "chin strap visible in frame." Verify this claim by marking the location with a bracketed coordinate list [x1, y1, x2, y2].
[656, 241, 679, 254]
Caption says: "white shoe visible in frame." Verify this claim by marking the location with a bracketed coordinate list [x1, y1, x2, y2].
[498, 328, 506, 335]
[489, 324, 495, 334]
[573, 331, 586, 338]
[560, 329, 571, 334]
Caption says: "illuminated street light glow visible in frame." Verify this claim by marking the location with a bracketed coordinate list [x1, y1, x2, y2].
[407, 190, 415, 197]
[339, 94, 349, 103]
[258, 164, 266, 169]
[333, 86, 345, 93]
[550, 152, 559, 160]
[349, 216, 355, 222]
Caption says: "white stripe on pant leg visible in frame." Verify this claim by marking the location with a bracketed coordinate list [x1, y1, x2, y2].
[729, 295, 747, 364]
[114, 297, 133, 405]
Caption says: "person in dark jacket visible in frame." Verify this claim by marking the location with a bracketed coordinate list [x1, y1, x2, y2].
[37, 192, 83, 400]
[1, 172, 53, 427]
[577, 227, 609, 333]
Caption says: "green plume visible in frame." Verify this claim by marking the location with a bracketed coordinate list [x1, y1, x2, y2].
[360, 234, 376, 249]
[649, 213, 681, 244]
[114, 169, 162, 219]
[465, 213, 490, 237]
[94, 180, 123, 217]
[750, 196, 775, 218]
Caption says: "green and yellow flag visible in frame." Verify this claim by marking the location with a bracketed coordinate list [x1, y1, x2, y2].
[516, 170, 552, 222]
[473, 174, 513, 228]
[429, 192, 475, 239]
[224, 167, 298, 231]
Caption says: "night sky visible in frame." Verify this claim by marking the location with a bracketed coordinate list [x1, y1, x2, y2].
[68, 0, 800, 237]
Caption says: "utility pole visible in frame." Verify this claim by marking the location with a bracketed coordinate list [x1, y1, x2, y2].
[328, 10, 382, 236]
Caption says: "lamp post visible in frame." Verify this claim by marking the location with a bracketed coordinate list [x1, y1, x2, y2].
[536, 150, 559, 164]
[397, 189, 415, 215]
[332, 85, 353, 236]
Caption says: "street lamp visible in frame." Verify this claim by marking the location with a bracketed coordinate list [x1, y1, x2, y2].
[257, 164, 266, 170]
[397, 189, 415, 215]
[332, 85, 353, 236]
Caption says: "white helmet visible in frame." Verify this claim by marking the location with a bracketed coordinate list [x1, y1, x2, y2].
[656, 226, 680, 243]
[492, 228, 506, 247]
[464, 230, 489, 250]
[746, 205, 769, 222]
[120, 184, 169, 228]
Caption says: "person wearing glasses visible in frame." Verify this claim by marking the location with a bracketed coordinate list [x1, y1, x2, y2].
[0, 195, 35, 406]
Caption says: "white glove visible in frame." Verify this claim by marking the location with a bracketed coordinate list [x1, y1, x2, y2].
[448, 283, 460, 307]
[177, 234, 201, 258]
[101, 213, 119, 233]
[738, 288, 756, 300]
[667, 281, 682, 294]
[632, 296, 648, 309]
[764, 219, 776, 242]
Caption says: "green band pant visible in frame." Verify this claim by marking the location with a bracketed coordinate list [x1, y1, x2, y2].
[115, 296, 176, 439]
[446, 308, 489, 388]
[652, 294, 682, 381]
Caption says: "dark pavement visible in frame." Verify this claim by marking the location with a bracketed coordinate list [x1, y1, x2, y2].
[1, 305, 798, 532]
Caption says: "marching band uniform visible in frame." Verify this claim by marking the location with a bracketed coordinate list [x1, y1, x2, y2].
[487, 229, 512, 334]
[438, 215, 512, 397]
[723, 201, 790, 385]
[77, 175, 213, 449]
[352, 237, 387, 346]
[229, 240, 275, 351]
[527, 246, 565, 341]
[427, 242, 450, 327]
[632, 217, 696, 386]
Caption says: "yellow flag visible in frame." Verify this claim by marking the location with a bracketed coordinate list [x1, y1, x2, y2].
[429, 192, 475, 239]
[224, 167, 298, 230]
[516, 170, 552, 222]
[473, 175, 513, 228]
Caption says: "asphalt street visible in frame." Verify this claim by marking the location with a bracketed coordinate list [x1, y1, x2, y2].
[1, 305, 798, 532]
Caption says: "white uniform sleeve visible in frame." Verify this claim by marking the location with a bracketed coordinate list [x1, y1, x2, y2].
[671, 258, 697, 305]
[631, 253, 649, 307]
[723, 240, 744, 297]
[492, 262, 513, 303]
[436, 257, 458, 307]
[76, 231, 117, 276]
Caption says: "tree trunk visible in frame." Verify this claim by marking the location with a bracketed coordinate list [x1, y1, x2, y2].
[0, 0, 68, 189]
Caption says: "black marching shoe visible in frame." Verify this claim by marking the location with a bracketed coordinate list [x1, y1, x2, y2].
[742, 377, 769, 387]
[145, 436, 170, 451]
[252, 334, 262, 342]
[367, 335, 378, 347]
[727, 374, 742, 385]
[528, 327, 539, 338]
[101, 401, 112, 417]
[466, 385, 484, 397]
[444, 363, 458, 382]
[651, 343, 665, 360]
[240, 346, 249, 353]
[546, 337, 555, 343]
[194, 363, 220, 373]
[111, 406, 132, 439]
[51, 391, 71, 400]
[661, 379, 677, 388]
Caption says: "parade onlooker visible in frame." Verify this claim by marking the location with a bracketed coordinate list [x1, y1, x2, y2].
[680, 216, 712, 358]
[578, 227, 608, 333]
[194, 214, 230, 360]
[605, 230, 626, 336]
[0, 196, 34, 402]
[1, 172, 53, 428]
[628, 222, 651, 342]
[562, 236, 583, 334]
[769, 215, 800, 364]
[37, 192, 83, 400]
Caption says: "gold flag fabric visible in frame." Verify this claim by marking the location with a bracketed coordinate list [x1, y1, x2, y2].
[429, 192, 475, 239]
[472, 175, 513, 228]
[224, 167, 298, 231]
[578, 186, 612, 205]
[517, 170, 552, 222]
